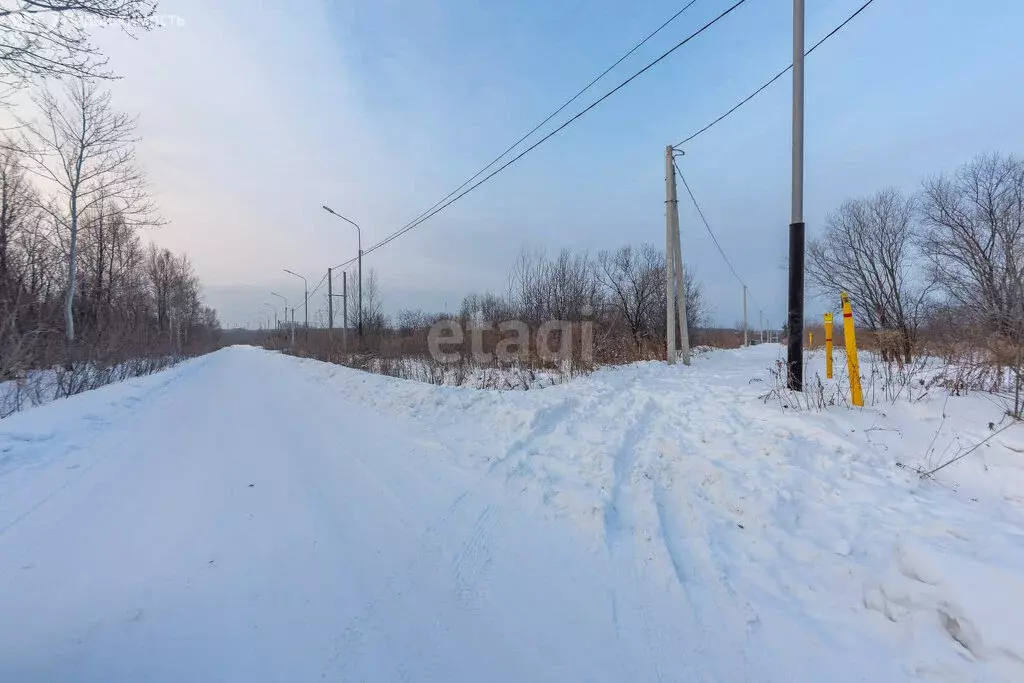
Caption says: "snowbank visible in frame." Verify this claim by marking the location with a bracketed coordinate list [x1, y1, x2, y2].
[2, 344, 1022, 681]
[292, 343, 1024, 681]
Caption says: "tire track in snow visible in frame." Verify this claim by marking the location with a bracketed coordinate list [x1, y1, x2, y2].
[451, 504, 498, 610]
[600, 396, 670, 683]
[325, 489, 474, 671]
[326, 492, 504, 678]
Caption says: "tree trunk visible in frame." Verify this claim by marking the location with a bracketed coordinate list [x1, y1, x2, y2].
[65, 204, 78, 343]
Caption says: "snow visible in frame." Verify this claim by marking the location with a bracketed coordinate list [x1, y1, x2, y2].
[1, 344, 1022, 681]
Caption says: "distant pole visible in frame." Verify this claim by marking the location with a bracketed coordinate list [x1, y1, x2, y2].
[290, 308, 295, 348]
[342, 273, 348, 352]
[270, 292, 287, 333]
[743, 285, 749, 347]
[787, 0, 806, 390]
[328, 268, 334, 332]
[284, 269, 308, 342]
[358, 248, 363, 338]
[760, 310, 764, 343]
[665, 146, 677, 365]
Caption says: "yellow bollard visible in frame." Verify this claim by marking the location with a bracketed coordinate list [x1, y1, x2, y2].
[840, 292, 864, 406]
[824, 312, 834, 379]
[809, 331, 813, 346]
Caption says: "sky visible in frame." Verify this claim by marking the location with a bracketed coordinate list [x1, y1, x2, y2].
[72, 0, 1024, 328]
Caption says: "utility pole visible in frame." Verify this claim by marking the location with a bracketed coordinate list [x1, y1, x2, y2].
[742, 285, 749, 347]
[787, 0, 806, 390]
[760, 310, 764, 343]
[665, 146, 677, 365]
[667, 146, 690, 365]
[672, 181, 690, 366]
[358, 248, 363, 338]
[342, 273, 348, 352]
[327, 268, 334, 333]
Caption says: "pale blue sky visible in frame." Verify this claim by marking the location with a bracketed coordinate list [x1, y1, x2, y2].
[89, 0, 1024, 327]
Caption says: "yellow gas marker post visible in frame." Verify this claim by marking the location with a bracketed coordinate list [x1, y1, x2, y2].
[840, 293, 863, 406]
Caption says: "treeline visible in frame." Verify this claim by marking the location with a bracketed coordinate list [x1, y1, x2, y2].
[277, 243, 711, 373]
[0, 80, 220, 384]
[808, 152, 1024, 411]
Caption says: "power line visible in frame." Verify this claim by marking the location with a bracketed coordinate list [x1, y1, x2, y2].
[288, 271, 329, 315]
[335, 0, 751, 268]
[673, 157, 747, 288]
[388, 0, 703, 243]
[674, 0, 877, 148]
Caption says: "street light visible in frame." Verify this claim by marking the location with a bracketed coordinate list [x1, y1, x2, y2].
[270, 291, 287, 330]
[283, 269, 308, 340]
[263, 302, 277, 329]
[322, 204, 362, 337]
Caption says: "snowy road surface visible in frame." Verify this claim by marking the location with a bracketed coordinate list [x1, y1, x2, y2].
[1, 346, 1023, 682]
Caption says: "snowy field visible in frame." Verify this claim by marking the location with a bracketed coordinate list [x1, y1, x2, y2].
[0, 345, 1022, 682]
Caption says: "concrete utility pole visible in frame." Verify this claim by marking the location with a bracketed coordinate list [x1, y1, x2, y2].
[672, 184, 690, 366]
[327, 268, 334, 334]
[665, 146, 677, 365]
[342, 273, 348, 352]
[665, 146, 690, 365]
[786, 0, 806, 390]
[743, 285, 749, 347]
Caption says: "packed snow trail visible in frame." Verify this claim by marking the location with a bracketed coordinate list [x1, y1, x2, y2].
[0, 347, 1021, 681]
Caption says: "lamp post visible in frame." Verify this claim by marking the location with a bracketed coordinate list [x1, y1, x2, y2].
[283, 269, 308, 341]
[322, 205, 362, 337]
[263, 302, 277, 329]
[270, 292, 287, 330]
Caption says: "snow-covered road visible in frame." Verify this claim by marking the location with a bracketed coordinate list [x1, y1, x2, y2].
[1, 346, 1022, 682]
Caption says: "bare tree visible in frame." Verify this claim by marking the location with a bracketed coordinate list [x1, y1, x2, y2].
[20, 78, 153, 343]
[0, 0, 156, 91]
[0, 144, 36, 299]
[920, 153, 1024, 337]
[807, 188, 928, 362]
[351, 268, 385, 334]
[459, 291, 508, 325]
[596, 244, 663, 348]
